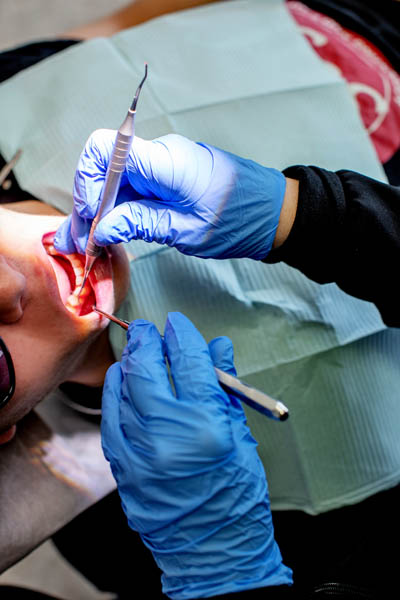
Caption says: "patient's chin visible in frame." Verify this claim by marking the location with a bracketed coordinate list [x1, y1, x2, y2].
[0, 425, 17, 445]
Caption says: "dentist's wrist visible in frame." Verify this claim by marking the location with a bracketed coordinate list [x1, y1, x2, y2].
[272, 177, 299, 250]
[147, 507, 293, 599]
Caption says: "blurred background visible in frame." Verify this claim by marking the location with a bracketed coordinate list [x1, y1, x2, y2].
[0, 0, 128, 51]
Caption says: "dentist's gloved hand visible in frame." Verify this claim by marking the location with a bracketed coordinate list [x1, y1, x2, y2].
[54, 130, 286, 260]
[101, 312, 292, 600]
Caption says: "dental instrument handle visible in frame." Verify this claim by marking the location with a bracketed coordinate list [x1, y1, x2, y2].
[92, 306, 289, 422]
[80, 124, 136, 288]
[214, 367, 288, 421]
[79, 64, 148, 295]
[85, 115, 137, 258]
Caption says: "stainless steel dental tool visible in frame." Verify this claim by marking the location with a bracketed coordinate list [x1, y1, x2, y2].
[93, 306, 289, 421]
[78, 64, 148, 297]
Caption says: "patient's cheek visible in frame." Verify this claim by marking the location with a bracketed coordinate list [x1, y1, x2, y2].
[0, 257, 26, 323]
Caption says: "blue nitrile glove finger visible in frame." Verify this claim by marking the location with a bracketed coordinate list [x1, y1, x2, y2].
[101, 312, 292, 600]
[164, 312, 228, 404]
[208, 335, 250, 423]
[54, 215, 76, 255]
[54, 129, 141, 254]
[55, 183, 139, 254]
[54, 129, 116, 254]
[55, 129, 286, 260]
[208, 336, 237, 376]
[54, 208, 96, 255]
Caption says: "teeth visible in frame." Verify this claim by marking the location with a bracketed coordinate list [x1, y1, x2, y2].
[72, 283, 90, 298]
[78, 285, 90, 297]
[44, 242, 93, 315]
[67, 294, 79, 307]
[69, 257, 83, 269]
[74, 266, 84, 284]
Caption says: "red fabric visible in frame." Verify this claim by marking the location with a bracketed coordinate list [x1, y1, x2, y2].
[287, 1, 400, 163]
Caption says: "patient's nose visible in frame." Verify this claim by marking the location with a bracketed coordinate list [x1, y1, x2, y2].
[0, 256, 26, 323]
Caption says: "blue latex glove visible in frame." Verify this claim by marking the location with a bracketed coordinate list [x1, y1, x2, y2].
[54, 130, 286, 260]
[101, 312, 292, 599]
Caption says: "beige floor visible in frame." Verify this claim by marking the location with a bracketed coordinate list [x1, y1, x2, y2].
[0, 0, 128, 51]
[0, 4, 130, 597]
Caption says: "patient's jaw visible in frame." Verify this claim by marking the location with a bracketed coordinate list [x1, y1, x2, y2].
[0, 204, 130, 441]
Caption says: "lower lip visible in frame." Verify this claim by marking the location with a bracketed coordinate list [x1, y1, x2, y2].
[42, 233, 115, 317]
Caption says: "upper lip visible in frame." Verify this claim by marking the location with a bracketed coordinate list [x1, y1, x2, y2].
[41, 232, 115, 318]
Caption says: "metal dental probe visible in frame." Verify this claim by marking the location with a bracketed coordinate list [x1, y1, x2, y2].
[77, 64, 148, 297]
[93, 306, 289, 422]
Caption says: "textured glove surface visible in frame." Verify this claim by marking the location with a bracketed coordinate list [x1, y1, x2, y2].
[101, 312, 292, 599]
[55, 131, 285, 261]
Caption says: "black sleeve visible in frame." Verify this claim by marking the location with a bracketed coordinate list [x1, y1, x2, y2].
[0, 40, 79, 84]
[191, 585, 295, 599]
[265, 166, 400, 327]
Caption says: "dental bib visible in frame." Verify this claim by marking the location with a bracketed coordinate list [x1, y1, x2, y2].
[1, 0, 399, 514]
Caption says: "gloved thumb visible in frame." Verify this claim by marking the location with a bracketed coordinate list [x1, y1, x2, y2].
[54, 208, 92, 255]
[93, 199, 171, 247]
[101, 362, 127, 466]
[208, 336, 247, 423]
[54, 215, 76, 254]
[208, 336, 237, 376]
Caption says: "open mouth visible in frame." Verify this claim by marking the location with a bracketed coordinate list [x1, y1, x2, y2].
[42, 232, 113, 317]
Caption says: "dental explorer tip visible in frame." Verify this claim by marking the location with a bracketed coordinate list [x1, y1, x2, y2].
[130, 63, 148, 111]
[77, 273, 88, 298]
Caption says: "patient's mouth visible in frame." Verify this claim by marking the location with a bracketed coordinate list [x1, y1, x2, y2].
[42, 233, 97, 316]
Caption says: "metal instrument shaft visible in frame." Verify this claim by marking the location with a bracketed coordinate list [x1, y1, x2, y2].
[92, 306, 289, 421]
[78, 64, 148, 296]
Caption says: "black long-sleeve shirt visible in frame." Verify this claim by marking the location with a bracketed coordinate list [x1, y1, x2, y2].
[265, 166, 400, 329]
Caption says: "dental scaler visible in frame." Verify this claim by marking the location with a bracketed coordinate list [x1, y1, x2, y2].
[78, 64, 148, 297]
[92, 306, 289, 422]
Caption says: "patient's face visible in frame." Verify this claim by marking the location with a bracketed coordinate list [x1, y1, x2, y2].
[0, 205, 129, 442]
